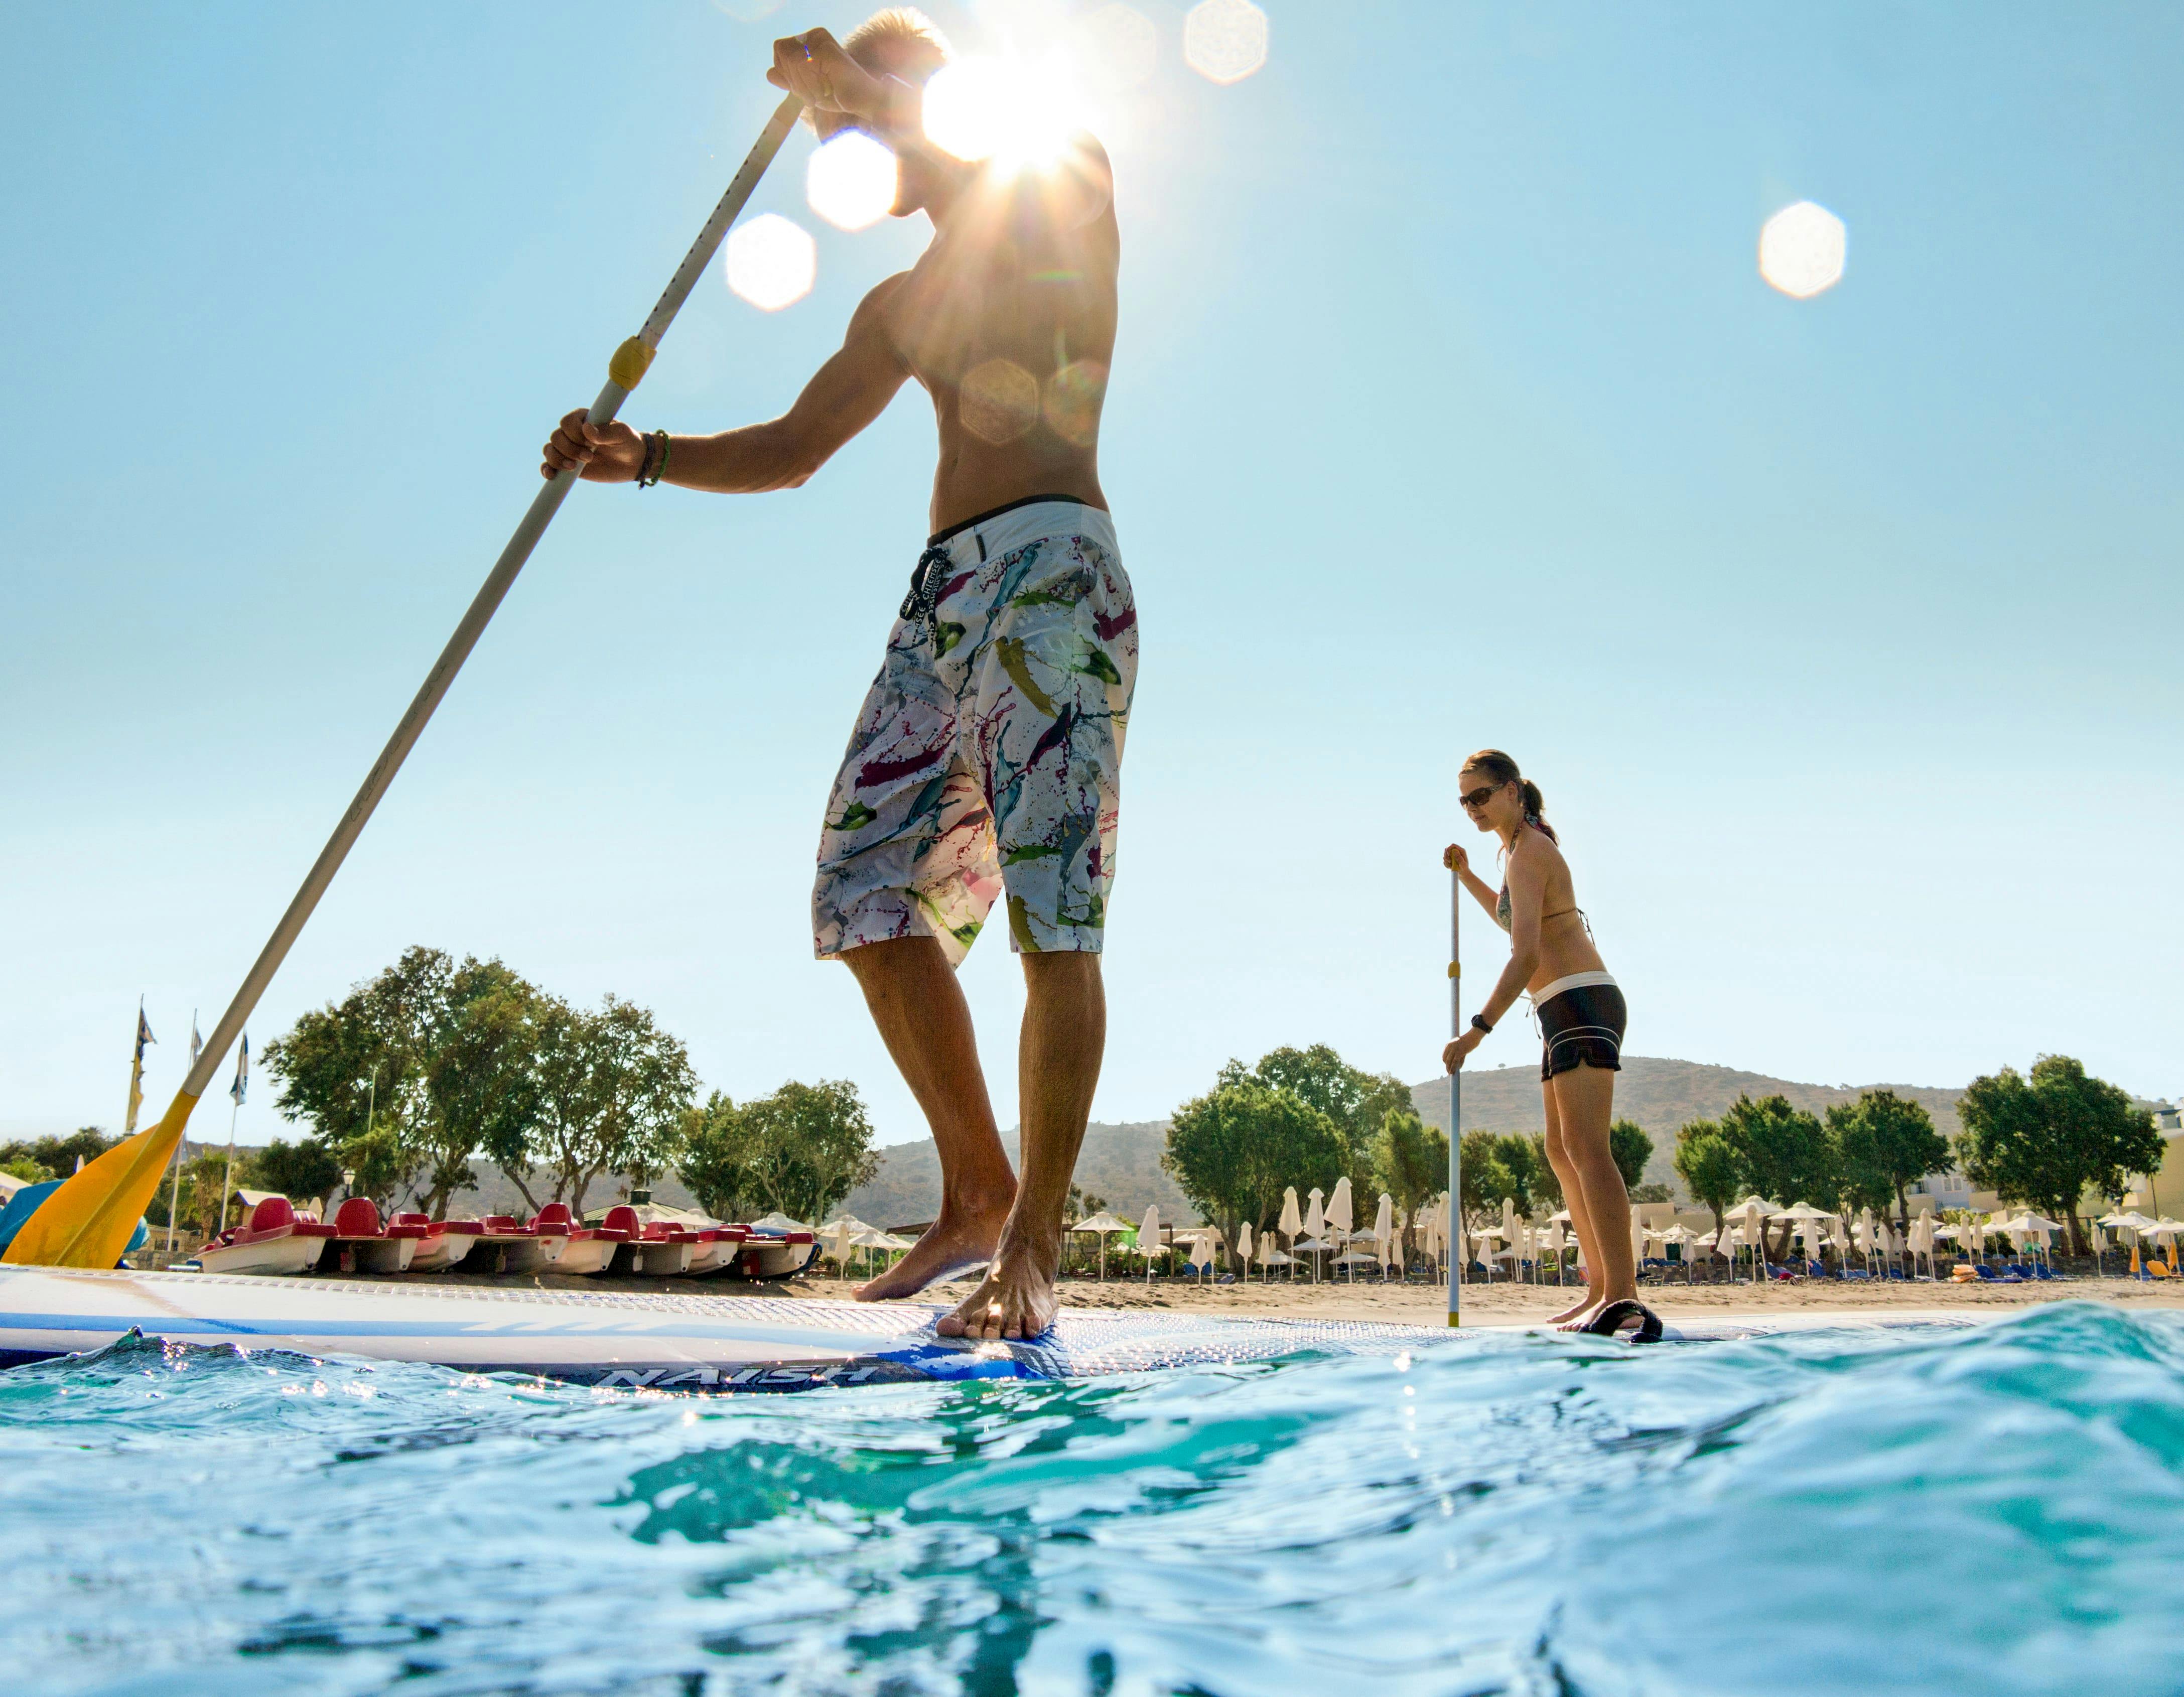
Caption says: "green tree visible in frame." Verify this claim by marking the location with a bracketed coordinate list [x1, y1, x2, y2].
[249, 1136, 344, 1204]
[678, 1080, 879, 1226]
[0, 1127, 117, 1179]
[1715, 1095, 1839, 1257]
[1165, 1077, 1345, 1254]
[3, 1156, 51, 1184]
[504, 993, 697, 1214]
[1957, 1056, 2161, 1256]
[1630, 1182, 1674, 1204]
[1608, 1119, 1654, 1192]
[1829, 1090, 1951, 1230]
[1524, 1132, 1564, 1210]
[1372, 1108, 1450, 1246]
[263, 946, 451, 1154]
[337, 1118, 410, 1212]
[177, 1148, 242, 1237]
[1457, 1129, 1514, 1229]
[1673, 1121, 1740, 1233]
[420, 961, 541, 1217]
[1233, 1045, 1413, 1204]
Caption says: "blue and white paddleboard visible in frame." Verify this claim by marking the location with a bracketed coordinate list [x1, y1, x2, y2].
[0, 1265, 1973, 1390]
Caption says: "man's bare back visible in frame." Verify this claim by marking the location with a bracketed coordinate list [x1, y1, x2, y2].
[539, 16, 1133, 1342]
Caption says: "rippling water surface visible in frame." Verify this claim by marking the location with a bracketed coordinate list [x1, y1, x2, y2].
[6, 1302, 2183, 1695]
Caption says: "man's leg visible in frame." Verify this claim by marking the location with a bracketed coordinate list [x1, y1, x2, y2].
[843, 936, 1018, 1300]
[937, 952, 1105, 1340]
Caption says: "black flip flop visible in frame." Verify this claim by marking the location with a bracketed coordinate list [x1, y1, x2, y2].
[1580, 1298, 1664, 1344]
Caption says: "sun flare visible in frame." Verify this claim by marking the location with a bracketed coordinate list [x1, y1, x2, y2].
[921, 54, 1087, 170]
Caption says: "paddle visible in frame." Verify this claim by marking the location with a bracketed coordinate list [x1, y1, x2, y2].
[6, 93, 806, 1270]
[1448, 861, 1462, 1328]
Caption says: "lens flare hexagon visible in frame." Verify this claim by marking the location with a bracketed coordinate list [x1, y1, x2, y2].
[1184, 0, 1268, 85]
[1758, 201, 1847, 299]
[725, 212, 816, 311]
[806, 130, 898, 232]
[1075, 3, 1160, 95]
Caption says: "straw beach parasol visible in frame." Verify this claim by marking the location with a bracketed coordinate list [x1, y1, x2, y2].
[1071, 1210, 1134, 1280]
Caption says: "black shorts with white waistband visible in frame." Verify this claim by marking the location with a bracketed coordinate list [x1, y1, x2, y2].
[1537, 982, 1627, 1082]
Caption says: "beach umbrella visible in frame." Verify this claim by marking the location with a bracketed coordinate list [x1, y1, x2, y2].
[1330, 1178, 1355, 1241]
[1257, 1228, 1293, 1279]
[1279, 1187, 1302, 1242]
[1374, 1194, 1397, 1274]
[1629, 1204, 1645, 1271]
[752, 1211, 810, 1234]
[822, 1217, 857, 1279]
[1137, 1203, 1162, 1281]
[1543, 1217, 1567, 1285]
[1302, 1189, 1327, 1281]
[1071, 1209, 1133, 1280]
[1237, 1221, 1255, 1279]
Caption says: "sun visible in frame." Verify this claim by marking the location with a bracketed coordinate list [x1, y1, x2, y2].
[920, 54, 1087, 172]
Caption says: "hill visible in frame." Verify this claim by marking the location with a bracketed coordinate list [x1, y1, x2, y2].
[841, 1121, 1189, 1229]
[1407, 1058, 1965, 1190]
[191, 1060, 1974, 1225]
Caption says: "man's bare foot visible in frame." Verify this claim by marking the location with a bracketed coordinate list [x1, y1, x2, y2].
[934, 1235, 1059, 1341]
[1549, 1290, 1603, 1329]
[855, 1199, 1010, 1303]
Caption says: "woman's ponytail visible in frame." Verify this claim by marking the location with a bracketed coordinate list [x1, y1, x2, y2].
[1519, 778, 1555, 842]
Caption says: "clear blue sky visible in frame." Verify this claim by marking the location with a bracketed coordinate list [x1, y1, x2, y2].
[6, 2, 2179, 1151]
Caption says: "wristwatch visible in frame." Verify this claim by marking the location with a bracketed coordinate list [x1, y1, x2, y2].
[1470, 1014, 1494, 1034]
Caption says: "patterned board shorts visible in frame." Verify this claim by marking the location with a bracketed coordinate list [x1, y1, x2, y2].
[813, 498, 1138, 964]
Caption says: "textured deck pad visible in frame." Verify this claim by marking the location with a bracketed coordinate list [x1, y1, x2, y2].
[0, 1266, 1975, 1390]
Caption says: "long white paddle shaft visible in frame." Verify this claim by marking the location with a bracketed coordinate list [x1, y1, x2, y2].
[174, 94, 804, 1104]
[1449, 863, 1462, 1327]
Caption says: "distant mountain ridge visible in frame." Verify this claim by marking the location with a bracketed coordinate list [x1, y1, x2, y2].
[842, 1058, 1971, 1224]
[193, 1059, 1975, 1225]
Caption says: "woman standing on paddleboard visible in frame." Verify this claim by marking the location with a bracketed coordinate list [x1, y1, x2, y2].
[1443, 750, 1650, 1336]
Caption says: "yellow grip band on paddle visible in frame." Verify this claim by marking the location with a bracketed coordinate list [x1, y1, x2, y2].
[1448, 963, 1460, 978]
[608, 336, 656, 390]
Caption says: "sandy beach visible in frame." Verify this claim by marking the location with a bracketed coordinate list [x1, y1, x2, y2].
[790, 1271, 2184, 1328]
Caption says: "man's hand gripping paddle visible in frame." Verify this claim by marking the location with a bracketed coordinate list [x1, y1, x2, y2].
[6, 94, 805, 1270]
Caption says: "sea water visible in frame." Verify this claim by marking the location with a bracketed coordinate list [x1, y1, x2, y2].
[4, 1302, 2181, 1696]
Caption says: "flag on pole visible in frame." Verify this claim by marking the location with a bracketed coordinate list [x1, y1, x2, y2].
[230, 1034, 249, 1106]
[124, 1002, 156, 1137]
[189, 1013, 203, 1071]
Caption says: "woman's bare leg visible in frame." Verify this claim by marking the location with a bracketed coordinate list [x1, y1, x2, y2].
[1550, 1062, 1636, 1329]
[1540, 1085, 1603, 1326]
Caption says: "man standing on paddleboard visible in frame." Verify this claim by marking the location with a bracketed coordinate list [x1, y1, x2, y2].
[541, 11, 1132, 1342]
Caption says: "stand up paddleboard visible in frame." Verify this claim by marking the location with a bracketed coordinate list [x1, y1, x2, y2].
[0, 1266, 1976, 1391]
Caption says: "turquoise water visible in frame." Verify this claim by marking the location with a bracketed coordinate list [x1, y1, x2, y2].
[6, 1303, 2183, 1696]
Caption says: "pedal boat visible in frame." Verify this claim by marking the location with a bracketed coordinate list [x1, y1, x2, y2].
[392, 1214, 478, 1273]
[323, 1198, 425, 1273]
[600, 1206, 698, 1276]
[525, 1203, 625, 1276]
[194, 1196, 338, 1275]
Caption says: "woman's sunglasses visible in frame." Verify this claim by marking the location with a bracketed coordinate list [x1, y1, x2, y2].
[1459, 782, 1505, 811]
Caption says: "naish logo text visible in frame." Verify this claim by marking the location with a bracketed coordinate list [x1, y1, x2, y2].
[580, 1360, 909, 1390]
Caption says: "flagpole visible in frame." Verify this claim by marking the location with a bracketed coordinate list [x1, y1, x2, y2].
[218, 1036, 248, 1237]
[217, 1099, 240, 1237]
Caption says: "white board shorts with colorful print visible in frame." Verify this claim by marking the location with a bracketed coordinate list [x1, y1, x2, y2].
[813, 498, 1138, 964]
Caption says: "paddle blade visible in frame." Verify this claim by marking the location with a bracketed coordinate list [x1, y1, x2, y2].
[2, 1089, 200, 1267]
